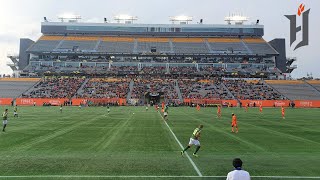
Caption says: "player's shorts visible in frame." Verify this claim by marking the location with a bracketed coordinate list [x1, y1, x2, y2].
[164, 112, 168, 116]
[3, 120, 8, 125]
[232, 122, 237, 127]
[188, 138, 200, 146]
[14, 112, 18, 115]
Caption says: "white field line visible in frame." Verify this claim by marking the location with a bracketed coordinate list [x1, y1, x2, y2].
[0, 175, 319, 179]
[158, 112, 203, 177]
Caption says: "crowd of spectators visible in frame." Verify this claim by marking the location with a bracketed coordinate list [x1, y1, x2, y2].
[223, 79, 285, 100]
[22, 77, 85, 98]
[170, 66, 197, 74]
[76, 78, 129, 98]
[178, 78, 233, 100]
[130, 78, 179, 102]
[140, 67, 167, 74]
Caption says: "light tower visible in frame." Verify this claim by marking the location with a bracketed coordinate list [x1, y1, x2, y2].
[169, 15, 193, 24]
[58, 13, 82, 23]
[114, 15, 138, 24]
[224, 13, 249, 25]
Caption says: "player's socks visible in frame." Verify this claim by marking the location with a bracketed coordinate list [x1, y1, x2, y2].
[192, 153, 199, 157]
[183, 146, 190, 152]
[194, 146, 200, 154]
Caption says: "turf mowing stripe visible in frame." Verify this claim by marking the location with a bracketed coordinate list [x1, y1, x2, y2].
[9, 114, 107, 152]
[158, 112, 203, 177]
[178, 110, 268, 153]
[0, 175, 319, 179]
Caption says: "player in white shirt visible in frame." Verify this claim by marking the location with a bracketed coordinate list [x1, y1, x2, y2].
[226, 158, 250, 180]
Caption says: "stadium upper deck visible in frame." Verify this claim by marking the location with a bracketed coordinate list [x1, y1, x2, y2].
[27, 22, 278, 56]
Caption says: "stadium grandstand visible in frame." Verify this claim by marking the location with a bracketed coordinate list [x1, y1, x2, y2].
[2, 14, 320, 107]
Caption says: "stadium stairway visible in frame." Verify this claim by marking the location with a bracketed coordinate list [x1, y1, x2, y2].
[53, 39, 65, 50]
[221, 82, 237, 100]
[73, 78, 90, 98]
[261, 80, 290, 100]
[133, 39, 138, 53]
[168, 39, 174, 53]
[174, 80, 183, 102]
[94, 38, 102, 51]
[240, 40, 253, 54]
[303, 80, 320, 95]
[19, 78, 43, 97]
[127, 80, 134, 102]
[204, 39, 213, 53]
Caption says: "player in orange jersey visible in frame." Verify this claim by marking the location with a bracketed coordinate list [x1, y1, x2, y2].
[217, 105, 221, 118]
[231, 113, 238, 133]
[281, 106, 285, 119]
[244, 103, 249, 112]
[259, 104, 263, 113]
[196, 104, 201, 111]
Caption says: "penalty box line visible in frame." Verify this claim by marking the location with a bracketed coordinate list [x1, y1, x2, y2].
[158, 112, 203, 177]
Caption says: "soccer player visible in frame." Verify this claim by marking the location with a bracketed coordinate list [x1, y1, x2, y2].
[196, 104, 200, 111]
[181, 124, 203, 157]
[231, 113, 238, 133]
[145, 105, 148, 111]
[259, 104, 263, 113]
[2, 109, 8, 132]
[60, 104, 63, 113]
[281, 106, 285, 119]
[107, 105, 110, 114]
[244, 103, 249, 112]
[13, 105, 18, 118]
[217, 105, 221, 118]
[163, 105, 168, 120]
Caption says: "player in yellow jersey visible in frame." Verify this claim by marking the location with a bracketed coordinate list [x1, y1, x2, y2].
[181, 124, 203, 157]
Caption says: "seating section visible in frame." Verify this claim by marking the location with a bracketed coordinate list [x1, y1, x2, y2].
[98, 41, 134, 53]
[131, 78, 178, 102]
[27, 35, 278, 55]
[178, 79, 233, 100]
[140, 67, 167, 74]
[137, 42, 171, 53]
[28, 40, 61, 52]
[208, 38, 246, 53]
[58, 41, 97, 51]
[170, 67, 198, 74]
[0, 81, 37, 98]
[22, 77, 85, 98]
[267, 81, 320, 100]
[76, 78, 129, 98]
[307, 80, 320, 92]
[171, 38, 208, 54]
[224, 80, 285, 100]
[265, 80, 304, 85]
[243, 38, 277, 55]
[6, 77, 320, 101]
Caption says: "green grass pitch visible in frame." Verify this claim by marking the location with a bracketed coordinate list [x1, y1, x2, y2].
[0, 106, 319, 179]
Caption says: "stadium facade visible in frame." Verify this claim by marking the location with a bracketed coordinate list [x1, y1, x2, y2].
[8, 18, 292, 78]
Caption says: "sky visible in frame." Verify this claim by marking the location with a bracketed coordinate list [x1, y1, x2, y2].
[0, 0, 319, 78]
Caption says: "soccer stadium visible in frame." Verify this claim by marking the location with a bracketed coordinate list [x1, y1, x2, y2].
[1, 1, 320, 179]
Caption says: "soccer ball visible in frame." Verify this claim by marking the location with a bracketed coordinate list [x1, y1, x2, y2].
[133, 113, 135, 114]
